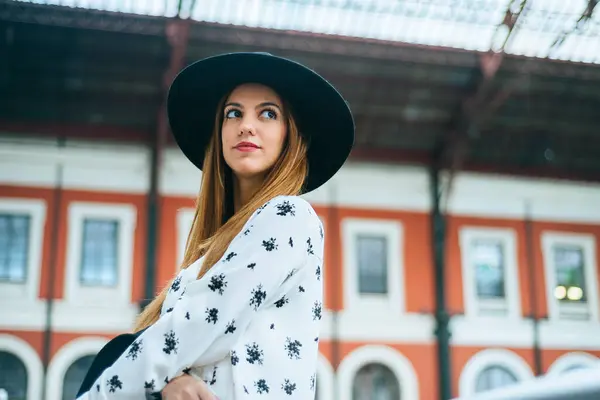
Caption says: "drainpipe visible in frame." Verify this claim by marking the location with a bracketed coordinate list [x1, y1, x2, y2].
[41, 136, 65, 400]
[524, 200, 542, 375]
[430, 163, 452, 400]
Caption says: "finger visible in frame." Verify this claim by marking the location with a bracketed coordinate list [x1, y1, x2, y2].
[195, 382, 217, 400]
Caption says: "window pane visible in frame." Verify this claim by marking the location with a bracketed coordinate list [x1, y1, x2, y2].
[553, 245, 587, 303]
[472, 240, 505, 299]
[80, 219, 119, 287]
[0, 351, 28, 400]
[352, 363, 400, 400]
[0, 214, 30, 283]
[62, 355, 96, 400]
[357, 235, 388, 294]
[475, 366, 518, 393]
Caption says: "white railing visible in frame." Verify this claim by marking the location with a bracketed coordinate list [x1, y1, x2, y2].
[454, 365, 600, 400]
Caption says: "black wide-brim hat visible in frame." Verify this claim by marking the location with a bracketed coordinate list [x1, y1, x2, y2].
[167, 52, 355, 193]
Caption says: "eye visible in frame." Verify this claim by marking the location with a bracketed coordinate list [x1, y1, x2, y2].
[225, 109, 241, 119]
[260, 109, 278, 120]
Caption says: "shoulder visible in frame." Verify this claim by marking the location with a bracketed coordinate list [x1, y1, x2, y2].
[253, 195, 322, 233]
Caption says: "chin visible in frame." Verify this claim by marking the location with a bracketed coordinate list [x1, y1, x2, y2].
[230, 164, 269, 181]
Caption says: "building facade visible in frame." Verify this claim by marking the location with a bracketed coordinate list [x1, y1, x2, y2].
[1, 138, 599, 400]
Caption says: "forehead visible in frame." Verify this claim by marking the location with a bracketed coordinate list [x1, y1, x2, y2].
[226, 83, 282, 105]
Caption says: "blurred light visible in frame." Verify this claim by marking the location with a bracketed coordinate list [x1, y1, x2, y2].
[567, 286, 584, 301]
[554, 285, 566, 300]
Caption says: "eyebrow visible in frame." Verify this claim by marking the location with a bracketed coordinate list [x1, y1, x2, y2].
[224, 101, 282, 111]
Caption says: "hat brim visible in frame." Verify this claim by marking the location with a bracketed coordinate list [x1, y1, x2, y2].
[167, 52, 355, 193]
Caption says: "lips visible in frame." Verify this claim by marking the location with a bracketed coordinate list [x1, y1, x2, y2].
[234, 141, 260, 151]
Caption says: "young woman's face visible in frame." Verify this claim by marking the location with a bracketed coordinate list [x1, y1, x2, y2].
[221, 83, 287, 182]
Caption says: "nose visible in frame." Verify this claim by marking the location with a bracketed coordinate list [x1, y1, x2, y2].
[239, 117, 256, 136]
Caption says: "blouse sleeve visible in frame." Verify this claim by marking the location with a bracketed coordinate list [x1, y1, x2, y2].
[77, 195, 323, 399]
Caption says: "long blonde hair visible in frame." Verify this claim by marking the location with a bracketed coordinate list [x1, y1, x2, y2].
[134, 94, 309, 332]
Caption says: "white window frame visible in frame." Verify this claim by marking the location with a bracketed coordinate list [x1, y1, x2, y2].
[46, 336, 108, 400]
[63, 202, 136, 305]
[546, 351, 599, 377]
[458, 348, 534, 397]
[342, 218, 403, 315]
[459, 227, 521, 319]
[0, 334, 44, 400]
[541, 232, 599, 322]
[0, 198, 46, 302]
[176, 208, 195, 269]
[337, 344, 419, 400]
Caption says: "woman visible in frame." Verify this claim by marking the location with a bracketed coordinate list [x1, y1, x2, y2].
[76, 52, 354, 399]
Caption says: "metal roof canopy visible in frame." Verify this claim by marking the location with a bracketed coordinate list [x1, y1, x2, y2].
[1, 0, 600, 182]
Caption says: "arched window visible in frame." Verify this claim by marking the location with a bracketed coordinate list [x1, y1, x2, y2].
[475, 365, 518, 393]
[352, 363, 400, 400]
[0, 351, 28, 400]
[62, 355, 95, 400]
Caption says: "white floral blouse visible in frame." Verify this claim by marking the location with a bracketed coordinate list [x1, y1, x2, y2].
[77, 195, 324, 399]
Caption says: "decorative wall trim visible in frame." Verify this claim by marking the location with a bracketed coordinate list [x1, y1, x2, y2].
[458, 348, 534, 396]
[0, 334, 43, 400]
[0, 139, 150, 193]
[316, 353, 335, 400]
[546, 352, 599, 377]
[337, 344, 419, 400]
[46, 336, 109, 400]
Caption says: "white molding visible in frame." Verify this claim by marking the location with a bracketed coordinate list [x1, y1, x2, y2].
[458, 348, 534, 396]
[341, 218, 404, 316]
[541, 232, 599, 322]
[444, 172, 600, 223]
[546, 352, 600, 377]
[458, 227, 522, 319]
[316, 353, 335, 400]
[176, 207, 195, 268]
[337, 344, 419, 400]
[0, 198, 46, 302]
[0, 334, 43, 400]
[0, 139, 150, 193]
[320, 311, 435, 344]
[451, 317, 533, 348]
[159, 148, 202, 196]
[46, 336, 108, 400]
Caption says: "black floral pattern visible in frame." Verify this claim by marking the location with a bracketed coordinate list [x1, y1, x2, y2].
[208, 273, 227, 295]
[282, 379, 297, 395]
[162, 331, 178, 355]
[255, 379, 270, 394]
[262, 237, 278, 251]
[125, 339, 143, 361]
[205, 307, 219, 324]
[276, 200, 296, 216]
[82, 196, 324, 400]
[312, 301, 322, 321]
[107, 375, 123, 393]
[245, 342, 264, 365]
[225, 319, 236, 334]
[231, 350, 239, 366]
[249, 284, 267, 310]
[284, 337, 302, 360]
[170, 276, 181, 292]
[274, 295, 289, 308]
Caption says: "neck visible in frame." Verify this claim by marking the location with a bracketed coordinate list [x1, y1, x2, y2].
[233, 175, 264, 213]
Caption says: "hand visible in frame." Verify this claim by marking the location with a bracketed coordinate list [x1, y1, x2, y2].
[161, 374, 218, 400]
